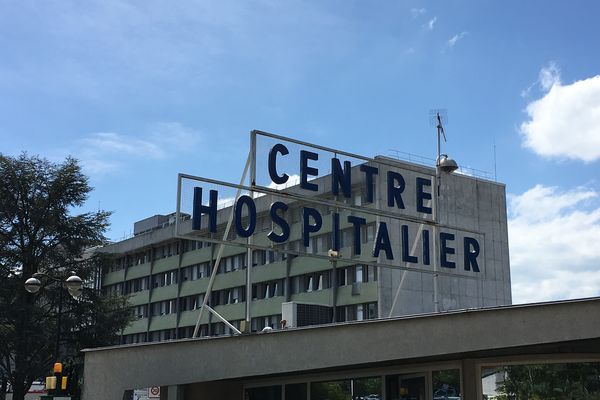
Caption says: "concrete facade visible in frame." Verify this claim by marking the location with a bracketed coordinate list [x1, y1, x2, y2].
[82, 298, 600, 400]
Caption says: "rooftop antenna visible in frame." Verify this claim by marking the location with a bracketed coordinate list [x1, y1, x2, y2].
[493, 138, 497, 182]
[429, 109, 458, 175]
[428, 109, 458, 314]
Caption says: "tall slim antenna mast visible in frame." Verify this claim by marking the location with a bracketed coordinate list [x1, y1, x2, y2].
[493, 138, 497, 182]
[429, 109, 448, 167]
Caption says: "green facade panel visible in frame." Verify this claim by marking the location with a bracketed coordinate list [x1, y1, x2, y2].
[149, 314, 178, 331]
[180, 247, 212, 267]
[151, 285, 179, 302]
[212, 270, 247, 290]
[123, 317, 148, 335]
[180, 279, 209, 297]
[336, 281, 378, 305]
[153, 256, 179, 273]
[289, 257, 331, 276]
[102, 270, 125, 286]
[213, 302, 246, 321]
[250, 296, 286, 316]
[291, 289, 333, 306]
[178, 309, 208, 327]
[126, 263, 151, 280]
[251, 262, 286, 283]
[128, 291, 150, 306]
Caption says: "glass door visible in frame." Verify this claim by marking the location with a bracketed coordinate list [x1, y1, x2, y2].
[386, 374, 426, 400]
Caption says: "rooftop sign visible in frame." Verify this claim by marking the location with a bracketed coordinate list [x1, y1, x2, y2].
[176, 130, 483, 278]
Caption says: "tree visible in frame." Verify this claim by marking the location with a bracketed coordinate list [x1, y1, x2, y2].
[497, 363, 600, 400]
[0, 153, 132, 400]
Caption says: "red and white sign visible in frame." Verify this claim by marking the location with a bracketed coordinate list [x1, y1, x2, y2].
[148, 386, 160, 398]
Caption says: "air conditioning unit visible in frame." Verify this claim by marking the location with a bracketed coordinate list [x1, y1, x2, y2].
[281, 302, 333, 329]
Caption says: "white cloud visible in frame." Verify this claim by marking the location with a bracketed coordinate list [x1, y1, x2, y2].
[427, 16, 437, 30]
[82, 132, 165, 159]
[520, 65, 600, 162]
[217, 196, 236, 210]
[539, 62, 561, 91]
[508, 185, 600, 303]
[411, 8, 426, 18]
[76, 122, 202, 174]
[267, 174, 301, 190]
[447, 32, 468, 47]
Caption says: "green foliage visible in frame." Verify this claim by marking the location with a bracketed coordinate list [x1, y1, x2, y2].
[496, 363, 600, 400]
[354, 377, 382, 398]
[311, 380, 352, 400]
[0, 153, 132, 400]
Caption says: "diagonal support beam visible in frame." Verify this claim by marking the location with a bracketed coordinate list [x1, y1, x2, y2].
[192, 151, 251, 338]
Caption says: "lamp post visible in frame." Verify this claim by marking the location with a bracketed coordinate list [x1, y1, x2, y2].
[24, 271, 83, 398]
[433, 112, 458, 312]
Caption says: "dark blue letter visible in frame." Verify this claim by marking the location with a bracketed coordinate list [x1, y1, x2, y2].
[302, 207, 322, 247]
[416, 177, 432, 214]
[300, 150, 319, 191]
[234, 195, 256, 238]
[373, 222, 393, 260]
[464, 237, 480, 272]
[422, 230, 430, 265]
[331, 212, 340, 251]
[347, 215, 366, 255]
[268, 143, 289, 185]
[331, 158, 351, 198]
[360, 164, 378, 203]
[268, 201, 290, 243]
[192, 187, 218, 233]
[387, 171, 405, 209]
[440, 232, 456, 268]
[401, 225, 418, 263]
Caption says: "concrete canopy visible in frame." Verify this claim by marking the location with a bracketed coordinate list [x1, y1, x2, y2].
[82, 297, 600, 400]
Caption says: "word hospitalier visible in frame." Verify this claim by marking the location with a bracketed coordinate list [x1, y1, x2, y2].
[192, 143, 481, 272]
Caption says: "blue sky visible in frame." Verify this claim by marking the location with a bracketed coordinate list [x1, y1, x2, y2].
[2, 1, 600, 303]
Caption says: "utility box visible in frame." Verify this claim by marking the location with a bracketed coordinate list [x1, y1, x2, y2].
[281, 302, 333, 328]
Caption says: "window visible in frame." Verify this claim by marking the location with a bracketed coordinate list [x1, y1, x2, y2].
[336, 302, 377, 322]
[131, 304, 148, 319]
[366, 223, 375, 242]
[311, 380, 351, 400]
[354, 192, 362, 206]
[355, 265, 364, 283]
[367, 265, 378, 282]
[356, 304, 364, 321]
[284, 384, 307, 400]
[245, 386, 281, 400]
[105, 282, 123, 296]
[181, 266, 191, 282]
[433, 369, 461, 399]
[482, 362, 600, 399]
[150, 299, 177, 316]
[253, 250, 266, 266]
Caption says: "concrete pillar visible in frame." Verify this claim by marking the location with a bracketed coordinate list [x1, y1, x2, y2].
[461, 359, 479, 400]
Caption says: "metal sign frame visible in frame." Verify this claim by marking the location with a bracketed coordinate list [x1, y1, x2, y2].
[174, 130, 485, 337]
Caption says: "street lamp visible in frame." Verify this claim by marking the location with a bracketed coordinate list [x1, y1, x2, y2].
[24, 271, 83, 398]
[433, 112, 458, 313]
